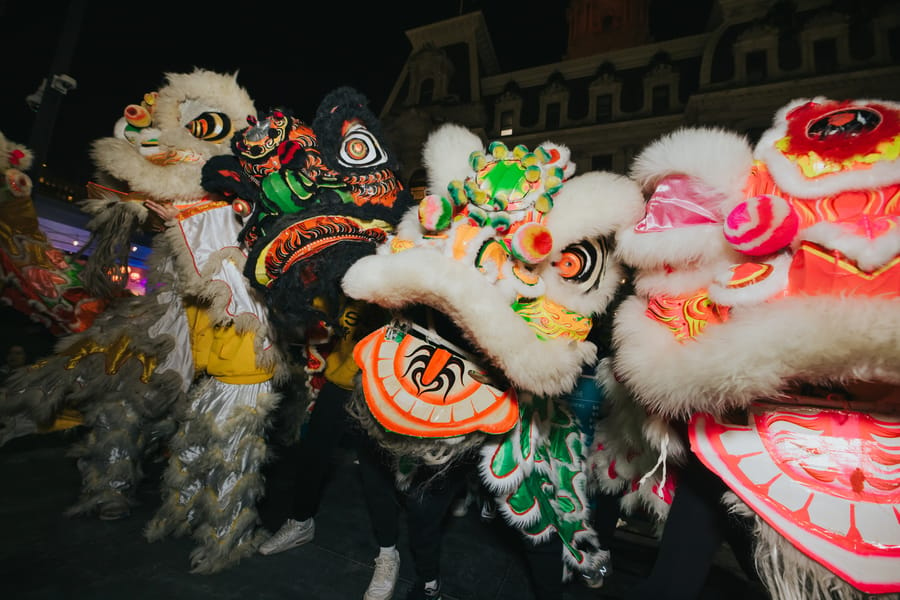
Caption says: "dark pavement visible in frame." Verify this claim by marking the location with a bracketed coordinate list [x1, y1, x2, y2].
[0, 427, 768, 599]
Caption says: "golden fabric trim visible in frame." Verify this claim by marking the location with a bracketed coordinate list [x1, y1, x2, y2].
[63, 336, 158, 383]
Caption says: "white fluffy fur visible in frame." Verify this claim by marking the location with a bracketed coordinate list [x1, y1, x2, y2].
[587, 360, 678, 524]
[543, 171, 644, 251]
[630, 126, 753, 199]
[617, 127, 752, 270]
[422, 123, 484, 195]
[90, 69, 255, 201]
[0, 131, 34, 171]
[613, 295, 900, 419]
[343, 248, 597, 397]
[757, 97, 900, 199]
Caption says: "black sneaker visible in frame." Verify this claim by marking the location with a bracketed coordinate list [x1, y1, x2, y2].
[405, 579, 442, 600]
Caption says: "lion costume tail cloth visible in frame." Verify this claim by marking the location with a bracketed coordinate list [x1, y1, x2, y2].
[1, 69, 286, 575]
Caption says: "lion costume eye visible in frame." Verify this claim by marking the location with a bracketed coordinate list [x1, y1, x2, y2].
[554, 238, 608, 290]
[338, 121, 387, 168]
[186, 111, 233, 142]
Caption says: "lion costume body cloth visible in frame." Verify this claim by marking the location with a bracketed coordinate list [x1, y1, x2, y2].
[591, 97, 900, 599]
[1, 69, 284, 574]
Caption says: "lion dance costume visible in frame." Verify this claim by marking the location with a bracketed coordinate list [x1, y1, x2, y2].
[591, 97, 900, 599]
[341, 123, 644, 582]
[201, 86, 415, 430]
[0, 131, 109, 336]
[1, 69, 284, 574]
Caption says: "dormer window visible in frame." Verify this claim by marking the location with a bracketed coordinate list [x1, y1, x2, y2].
[651, 85, 669, 114]
[500, 110, 514, 136]
[746, 50, 768, 82]
[419, 79, 435, 104]
[546, 102, 561, 129]
[595, 94, 612, 122]
[814, 38, 838, 73]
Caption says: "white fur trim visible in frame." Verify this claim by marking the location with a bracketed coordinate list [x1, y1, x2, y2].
[343, 249, 596, 397]
[630, 126, 752, 200]
[613, 295, 900, 419]
[422, 123, 483, 195]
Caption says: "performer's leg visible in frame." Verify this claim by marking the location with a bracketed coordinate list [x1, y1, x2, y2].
[591, 487, 623, 549]
[404, 461, 468, 585]
[67, 396, 145, 520]
[521, 536, 565, 600]
[356, 431, 403, 600]
[630, 455, 729, 600]
[291, 380, 351, 520]
[356, 431, 402, 548]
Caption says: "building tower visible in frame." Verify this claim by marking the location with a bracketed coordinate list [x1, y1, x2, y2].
[565, 0, 650, 59]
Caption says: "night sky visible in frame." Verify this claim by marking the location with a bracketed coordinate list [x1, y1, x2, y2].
[2, 0, 707, 184]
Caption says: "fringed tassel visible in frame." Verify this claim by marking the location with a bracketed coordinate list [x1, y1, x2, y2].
[751, 510, 895, 600]
[65, 397, 145, 518]
[638, 431, 669, 499]
[147, 378, 276, 574]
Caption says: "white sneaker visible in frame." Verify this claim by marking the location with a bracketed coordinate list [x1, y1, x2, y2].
[258, 518, 315, 555]
[364, 547, 400, 600]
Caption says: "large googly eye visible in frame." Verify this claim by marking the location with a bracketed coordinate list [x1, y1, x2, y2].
[553, 238, 608, 291]
[186, 111, 233, 142]
[338, 121, 388, 168]
[555, 249, 586, 279]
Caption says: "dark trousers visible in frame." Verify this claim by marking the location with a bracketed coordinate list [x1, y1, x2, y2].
[521, 537, 565, 600]
[631, 454, 758, 599]
[405, 461, 468, 582]
[357, 431, 469, 583]
[356, 431, 403, 548]
[291, 381, 352, 520]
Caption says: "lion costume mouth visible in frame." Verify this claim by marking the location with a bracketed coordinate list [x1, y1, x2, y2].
[690, 384, 900, 594]
[354, 312, 519, 439]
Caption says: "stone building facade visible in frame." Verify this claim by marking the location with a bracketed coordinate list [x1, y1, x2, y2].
[379, 0, 900, 198]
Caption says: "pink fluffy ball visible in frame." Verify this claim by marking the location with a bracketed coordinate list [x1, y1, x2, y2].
[724, 194, 799, 256]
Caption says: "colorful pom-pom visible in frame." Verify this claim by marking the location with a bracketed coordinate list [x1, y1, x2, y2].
[509, 222, 553, 264]
[469, 151, 488, 172]
[447, 180, 467, 208]
[5, 168, 32, 197]
[488, 141, 508, 159]
[491, 211, 511, 234]
[124, 104, 152, 128]
[534, 193, 554, 214]
[418, 194, 454, 232]
[533, 146, 551, 163]
[724, 194, 799, 256]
